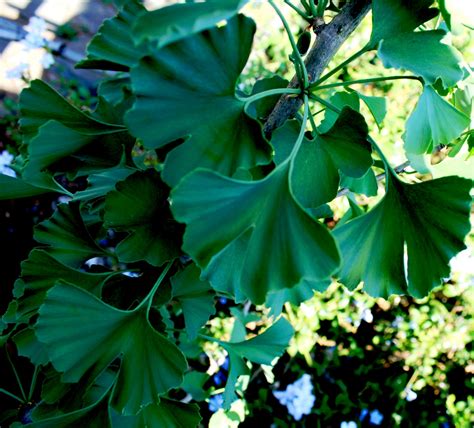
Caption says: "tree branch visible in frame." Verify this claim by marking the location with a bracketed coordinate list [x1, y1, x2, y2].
[263, 0, 372, 135]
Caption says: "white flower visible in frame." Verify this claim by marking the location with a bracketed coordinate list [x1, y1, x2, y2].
[40, 52, 55, 69]
[0, 151, 16, 177]
[360, 308, 373, 323]
[341, 422, 357, 428]
[25, 17, 48, 36]
[273, 374, 315, 421]
[405, 387, 417, 402]
[23, 32, 46, 50]
[5, 63, 29, 80]
[369, 409, 384, 425]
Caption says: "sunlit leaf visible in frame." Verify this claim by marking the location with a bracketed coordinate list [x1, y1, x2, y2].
[104, 170, 182, 266]
[126, 15, 271, 187]
[171, 161, 340, 304]
[404, 85, 470, 154]
[35, 283, 187, 414]
[378, 30, 463, 88]
[334, 172, 472, 298]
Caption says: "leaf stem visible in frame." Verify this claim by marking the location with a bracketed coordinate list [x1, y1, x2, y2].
[28, 364, 40, 401]
[309, 0, 318, 17]
[0, 387, 24, 403]
[141, 260, 174, 316]
[312, 45, 370, 87]
[243, 88, 301, 108]
[5, 349, 27, 401]
[290, 94, 310, 158]
[269, 0, 309, 88]
[311, 75, 423, 90]
[284, 0, 311, 19]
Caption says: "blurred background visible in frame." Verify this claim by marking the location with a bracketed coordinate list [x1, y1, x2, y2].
[0, 1, 473, 427]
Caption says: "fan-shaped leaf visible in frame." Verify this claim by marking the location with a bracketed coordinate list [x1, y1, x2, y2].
[404, 85, 469, 154]
[171, 161, 340, 304]
[0, 174, 51, 200]
[334, 172, 472, 298]
[35, 283, 187, 414]
[126, 15, 271, 187]
[378, 30, 463, 88]
[104, 170, 182, 266]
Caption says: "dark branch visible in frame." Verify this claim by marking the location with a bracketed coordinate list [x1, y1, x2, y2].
[263, 0, 372, 135]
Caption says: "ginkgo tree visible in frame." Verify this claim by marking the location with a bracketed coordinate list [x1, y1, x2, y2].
[0, 0, 472, 426]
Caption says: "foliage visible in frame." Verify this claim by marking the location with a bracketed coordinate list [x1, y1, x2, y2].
[0, 0, 472, 426]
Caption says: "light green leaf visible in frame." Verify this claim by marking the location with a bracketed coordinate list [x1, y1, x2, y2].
[19, 80, 121, 143]
[34, 203, 106, 268]
[358, 93, 387, 128]
[334, 172, 472, 298]
[104, 170, 182, 266]
[0, 174, 52, 200]
[404, 85, 470, 154]
[35, 283, 187, 414]
[171, 161, 340, 304]
[378, 30, 463, 88]
[171, 264, 216, 340]
[272, 108, 372, 207]
[77, 0, 148, 71]
[126, 15, 271, 187]
[133, 0, 249, 46]
[369, 0, 438, 46]
[112, 399, 201, 428]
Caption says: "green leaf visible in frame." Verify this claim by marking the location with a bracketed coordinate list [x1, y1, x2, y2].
[12, 249, 112, 323]
[171, 264, 216, 340]
[35, 283, 187, 414]
[220, 318, 293, 406]
[104, 170, 182, 266]
[76, 0, 148, 71]
[319, 90, 360, 132]
[369, 0, 438, 46]
[171, 161, 340, 304]
[358, 93, 387, 128]
[247, 76, 289, 120]
[133, 0, 249, 46]
[334, 172, 472, 298]
[34, 203, 106, 268]
[11, 388, 112, 428]
[272, 108, 372, 207]
[98, 76, 131, 106]
[340, 170, 378, 197]
[14, 328, 49, 365]
[19, 80, 121, 143]
[404, 85, 470, 154]
[112, 399, 201, 428]
[0, 174, 52, 200]
[378, 30, 463, 88]
[126, 15, 271, 187]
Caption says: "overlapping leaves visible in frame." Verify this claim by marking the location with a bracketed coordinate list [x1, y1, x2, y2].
[125, 15, 271, 186]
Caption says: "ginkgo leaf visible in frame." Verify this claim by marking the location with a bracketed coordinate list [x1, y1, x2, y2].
[369, 0, 438, 46]
[340, 170, 378, 197]
[133, 0, 249, 46]
[104, 170, 182, 266]
[219, 318, 293, 406]
[171, 264, 216, 340]
[378, 30, 463, 88]
[171, 161, 340, 304]
[14, 327, 49, 366]
[0, 174, 51, 200]
[358, 93, 387, 128]
[19, 80, 121, 143]
[126, 15, 271, 187]
[34, 203, 107, 268]
[272, 108, 372, 207]
[334, 172, 472, 298]
[35, 283, 187, 415]
[12, 249, 112, 323]
[112, 399, 201, 428]
[404, 85, 470, 154]
[77, 0, 147, 71]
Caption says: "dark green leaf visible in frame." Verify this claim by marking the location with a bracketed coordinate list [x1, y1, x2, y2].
[126, 15, 271, 187]
[13, 328, 49, 365]
[35, 283, 188, 414]
[0, 174, 52, 200]
[369, 0, 438, 46]
[77, 0, 148, 71]
[171, 161, 340, 304]
[404, 85, 470, 154]
[334, 172, 472, 298]
[171, 264, 216, 340]
[133, 0, 250, 46]
[340, 169, 378, 197]
[247, 76, 289, 120]
[378, 30, 463, 88]
[104, 170, 182, 266]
